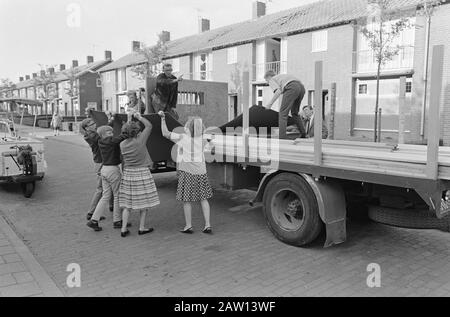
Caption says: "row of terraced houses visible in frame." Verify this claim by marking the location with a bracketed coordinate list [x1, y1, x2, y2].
[2, 0, 450, 145]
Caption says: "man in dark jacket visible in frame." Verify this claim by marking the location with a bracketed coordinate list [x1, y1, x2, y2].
[154, 63, 183, 119]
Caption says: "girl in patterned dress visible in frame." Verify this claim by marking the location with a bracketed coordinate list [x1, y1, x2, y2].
[159, 111, 213, 234]
[118, 112, 160, 238]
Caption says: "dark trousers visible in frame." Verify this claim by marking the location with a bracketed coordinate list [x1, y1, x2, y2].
[279, 81, 306, 139]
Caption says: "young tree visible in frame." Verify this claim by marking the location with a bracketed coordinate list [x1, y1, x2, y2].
[33, 65, 58, 115]
[130, 33, 169, 113]
[63, 67, 80, 117]
[360, 0, 412, 142]
[131, 33, 168, 80]
[0, 79, 16, 112]
[0, 78, 16, 98]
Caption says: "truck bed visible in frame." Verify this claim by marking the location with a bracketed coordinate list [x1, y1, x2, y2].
[209, 135, 450, 181]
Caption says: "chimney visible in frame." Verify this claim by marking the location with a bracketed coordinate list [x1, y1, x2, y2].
[48, 67, 55, 74]
[198, 18, 210, 33]
[40, 70, 46, 77]
[32, 73, 37, 78]
[105, 50, 112, 61]
[132, 41, 141, 52]
[60, 64, 66, 71]
[19, 77, 24, 82]
[25, 75, 30, 80]
[87, 56, 94, 64]
[161, 31, 171, 43]
[253, 1, 266, 19]
[72, 60, 79, 68]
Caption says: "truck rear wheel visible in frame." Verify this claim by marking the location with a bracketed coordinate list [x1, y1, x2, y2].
[263, 173, 323, 247]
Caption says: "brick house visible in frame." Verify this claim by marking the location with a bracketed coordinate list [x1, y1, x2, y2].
[97, 0, 450, 144]
[2, 52, 112, 117]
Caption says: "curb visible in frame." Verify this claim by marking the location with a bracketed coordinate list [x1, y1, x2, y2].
[0, 214, 65, 297]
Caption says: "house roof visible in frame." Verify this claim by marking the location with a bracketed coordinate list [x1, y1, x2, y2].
[98, 0, 424, 73]
[12, 60, 112, 89]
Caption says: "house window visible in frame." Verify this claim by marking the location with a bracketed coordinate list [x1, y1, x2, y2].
[118, 95, 128, 112]
[359, 84, 368, 95]
[406, 82, 412, 93]
[227, 47, 238, 65]
[104, 72, 111, 83]
[195, 52, 213, 80]
[256, 87, 264, 107]
[312, 30, 328, 52]
[117, 68, 127, 92]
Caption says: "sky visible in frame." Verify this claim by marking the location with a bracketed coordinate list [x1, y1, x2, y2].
[0, 0, 320, 81]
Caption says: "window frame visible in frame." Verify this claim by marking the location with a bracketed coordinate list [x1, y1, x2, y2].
[312, 30, 328, 53]
[227, 47, 238, 65]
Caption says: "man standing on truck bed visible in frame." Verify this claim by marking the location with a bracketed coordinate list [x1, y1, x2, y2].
[154, 63, 183, 120]
[264, 70, 307, 139]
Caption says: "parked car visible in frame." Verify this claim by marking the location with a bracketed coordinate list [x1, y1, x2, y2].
[0, 119, 47, 198]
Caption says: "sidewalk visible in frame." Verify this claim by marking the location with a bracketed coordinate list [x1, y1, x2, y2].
[0, 214, 64, 297]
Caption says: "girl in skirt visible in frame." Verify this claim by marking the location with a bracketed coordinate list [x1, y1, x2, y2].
[119, 112, 160, 237]
[159, 111, 213, 234]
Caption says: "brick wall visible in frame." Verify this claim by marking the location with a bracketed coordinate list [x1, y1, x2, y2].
[287, 24, 355, 140]
[175, 80, 228, 128]
[79, 73, 102, 115]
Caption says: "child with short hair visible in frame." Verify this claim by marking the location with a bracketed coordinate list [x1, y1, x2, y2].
[87, 119, 130, 232]
[159, 111, 213, 234]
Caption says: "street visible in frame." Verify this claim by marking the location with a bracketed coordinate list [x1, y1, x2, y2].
[0, 128, 449, 297]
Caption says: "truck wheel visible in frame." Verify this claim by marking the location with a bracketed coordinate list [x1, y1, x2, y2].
[368, 206, 450, 232]
[21, 182, 35, 198]
[263, 173, 323, 247]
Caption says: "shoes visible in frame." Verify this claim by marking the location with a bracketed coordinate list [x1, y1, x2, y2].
[87, 220, 102, 232]
[203, 227, 213, 234]
[114, 221, 132, 229]
[86, 214, 105, 221]
[180, 227, 194, 234]
[109, 206, 114, 212]
[121, 230, 130, 238]
[138, 228, 154, 236]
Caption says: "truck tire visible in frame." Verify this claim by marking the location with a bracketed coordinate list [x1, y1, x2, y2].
[263, 173, 323, 247]
[368, 206, 450, 232]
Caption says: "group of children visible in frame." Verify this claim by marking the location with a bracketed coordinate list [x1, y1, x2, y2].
[80, 110, 213, 238]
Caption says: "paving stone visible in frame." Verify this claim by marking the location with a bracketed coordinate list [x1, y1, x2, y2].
[3, 253, 22, 263]
[0, 274, 17, 287]
[13, 272, 35, 284]
[0, 262, 27, 275]
[0, 282, 42, 297]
